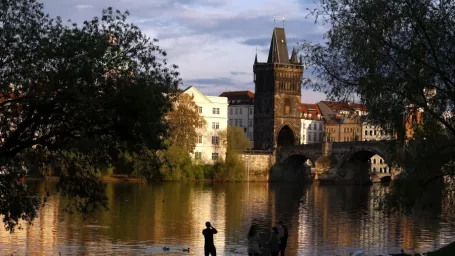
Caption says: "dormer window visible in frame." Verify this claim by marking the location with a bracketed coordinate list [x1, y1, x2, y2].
[304, 113, 308, 118]
[309, 113, 312, 118]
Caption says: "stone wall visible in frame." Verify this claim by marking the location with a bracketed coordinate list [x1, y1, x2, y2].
[238, 152, 276, 181]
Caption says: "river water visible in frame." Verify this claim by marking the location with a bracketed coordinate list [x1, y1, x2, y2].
[0, 182, 454, 255]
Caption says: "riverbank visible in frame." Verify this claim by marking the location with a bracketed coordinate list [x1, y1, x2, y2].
[25, 175, 147, 183]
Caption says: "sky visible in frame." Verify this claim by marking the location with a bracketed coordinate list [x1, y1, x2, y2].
[41, 0, 329, 103]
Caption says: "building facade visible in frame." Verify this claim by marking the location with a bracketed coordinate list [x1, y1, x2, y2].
[318, 101, 365, 142]
[300, 103, 324, 144]
[253, 26, 304, 149]
[219, 91, 254, 147]
[183, 86, 228, 164]
[361, 122, 392, 141]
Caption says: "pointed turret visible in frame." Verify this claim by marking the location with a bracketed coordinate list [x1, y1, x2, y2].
[254, 52, 258, 64]
[267, 27, 290, 64]
[290, 47, 298, 63]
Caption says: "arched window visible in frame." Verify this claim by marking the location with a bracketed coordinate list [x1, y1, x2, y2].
[379, 168, 383, 173]
[373, 159, 376, 164]
[373, 167, 376, 172]
[284, 99, 291, 115]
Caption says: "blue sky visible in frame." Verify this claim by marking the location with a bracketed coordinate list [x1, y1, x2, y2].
[41, 0, 328, 103]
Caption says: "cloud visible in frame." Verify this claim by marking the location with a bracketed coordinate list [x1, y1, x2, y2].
[41, 0, 329, 102]
[75, 4, 94, 9]
[230, 71, 249, 76]
[240, 37, 270, 47]
[185, 77, 236, 85]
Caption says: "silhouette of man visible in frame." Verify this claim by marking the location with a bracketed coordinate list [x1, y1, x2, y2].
[277, 221, 288, 256]
[202, 221, 218, 256]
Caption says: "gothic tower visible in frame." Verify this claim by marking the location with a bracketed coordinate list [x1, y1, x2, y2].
[253, 26, 304, 150]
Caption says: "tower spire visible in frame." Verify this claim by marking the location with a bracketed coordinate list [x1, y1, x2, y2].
[282, 17, 285, 28]
[274, 16, 276, 27]
[254, 48, 258, 64]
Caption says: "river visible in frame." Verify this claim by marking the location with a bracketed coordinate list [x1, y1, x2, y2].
[0, 182, 454, 255]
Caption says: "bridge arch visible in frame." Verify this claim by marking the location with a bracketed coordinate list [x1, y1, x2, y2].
[277, 124, 296, 147]
[337, 146, 394, 183]
[270, 154, 314, 181]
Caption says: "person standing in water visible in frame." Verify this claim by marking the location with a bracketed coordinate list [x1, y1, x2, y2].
[247, 224, 261, 256]
[202, 221, 218, 256]
[277, 221, 288, 256]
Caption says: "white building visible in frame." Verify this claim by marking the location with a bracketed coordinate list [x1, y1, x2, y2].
[183, 86, 228, 164]
[361, 121, 393, 141]
[219, 91, 254, 148]
[300, 103, 324, 144]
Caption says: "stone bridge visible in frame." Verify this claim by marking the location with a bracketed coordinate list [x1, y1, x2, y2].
[270, 141, 402, 183]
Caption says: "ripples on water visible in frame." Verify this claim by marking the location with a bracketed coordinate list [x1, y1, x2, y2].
[0, 182, 454, 255]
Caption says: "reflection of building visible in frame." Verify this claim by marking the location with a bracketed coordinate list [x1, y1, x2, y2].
[253, 24, 304, 149]
[219, 91, 255, 147]
[300, 104, 324, 144]
[318, 101, 365, 142]
[183, 86, 228, 163]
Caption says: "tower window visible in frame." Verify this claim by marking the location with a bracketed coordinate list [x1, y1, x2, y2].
[284, 99, 291, 115]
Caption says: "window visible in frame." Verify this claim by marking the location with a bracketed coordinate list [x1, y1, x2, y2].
[239, 119, 243, 127]
[309, 124, 312, 130]
[319, 124, 322, 131]
[212, 108, 220, 114]
[198, 106, 202, 114]
[212, 153, 218, 160]
[211, 136, 219, 145]
[212, 122, 219, 129]
[197, 135, 203, 143]
[249, 108, 253, 115]
[229, 108, 233, 115]
[373, 159, 376, 164]
[365, 130, 368, 136]
[198, 121, 203, 128]
[284, 99, 291, 115]
[313, 133, 317, 141]
[370, 130, 373, 136]
[239, 108, 243, 115]
[380, 159, 383, 164]
[308, 132, 312, 141]
[195, 152, 202, 160]
[249, 120, 253, 127]
[235, 108, 238, 115]
[374, 130, 377, 135]
[234, 119, 238, 126]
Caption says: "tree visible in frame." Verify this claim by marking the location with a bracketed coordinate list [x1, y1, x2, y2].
[302, 0, 455, 213]
[221, 125, 252, 154]
[0, 0, 179, 231]
[216, 126, 251, 181]
[158, 91, 205, 180]
[166, 92, 205, 153]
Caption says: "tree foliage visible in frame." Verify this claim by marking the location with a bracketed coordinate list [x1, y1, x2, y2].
[0, 0, 179, 231]
[303, 0, 455, 213]
[166, 92, 205, 153]
[215, 126, 251, 181]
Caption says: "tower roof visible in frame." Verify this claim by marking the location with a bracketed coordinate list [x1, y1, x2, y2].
[267, 27, 289, 64]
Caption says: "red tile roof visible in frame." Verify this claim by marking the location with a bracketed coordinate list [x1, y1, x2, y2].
[320, 101, 367, 112]
[300, 103, 323, 120]
[219, 91, 255, 99]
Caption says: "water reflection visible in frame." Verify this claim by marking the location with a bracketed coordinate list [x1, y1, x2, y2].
[0, 182, 454, 255]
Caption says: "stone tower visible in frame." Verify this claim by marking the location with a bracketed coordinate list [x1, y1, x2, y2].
[253, 26, 304, 150]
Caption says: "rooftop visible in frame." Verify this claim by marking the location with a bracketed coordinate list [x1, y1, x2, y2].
[320, 101, 367, 112]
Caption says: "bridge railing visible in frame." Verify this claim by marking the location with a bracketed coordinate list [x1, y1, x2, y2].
[242, 149, 273, 155]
